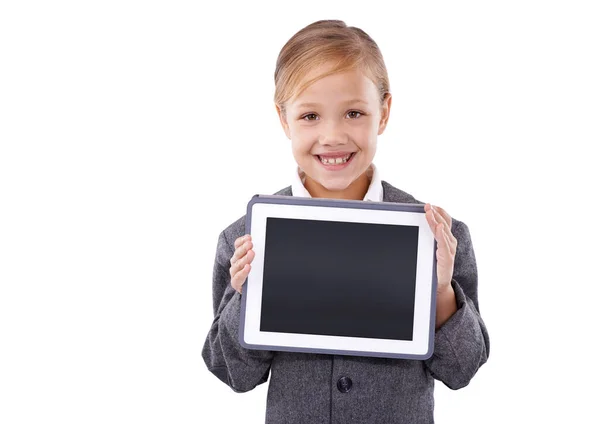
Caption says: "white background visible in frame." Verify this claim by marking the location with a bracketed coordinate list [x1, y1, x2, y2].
[1, 1, 598, 423]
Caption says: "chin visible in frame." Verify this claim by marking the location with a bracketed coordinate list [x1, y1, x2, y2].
[315, 177, 353, 192]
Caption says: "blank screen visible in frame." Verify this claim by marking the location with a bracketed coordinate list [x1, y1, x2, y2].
[259, 217, 419, 341]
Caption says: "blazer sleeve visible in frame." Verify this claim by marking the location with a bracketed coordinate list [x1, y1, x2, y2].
[201, 229, 275, 393]
[424, 219, 490, 390]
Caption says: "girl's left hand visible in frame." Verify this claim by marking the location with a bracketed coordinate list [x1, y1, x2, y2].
[424, 204, 457, 293]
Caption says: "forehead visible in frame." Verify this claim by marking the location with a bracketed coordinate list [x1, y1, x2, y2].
[289, 66, 379, 107]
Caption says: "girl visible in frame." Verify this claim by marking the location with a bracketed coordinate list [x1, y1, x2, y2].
[202, 19, 489, 424]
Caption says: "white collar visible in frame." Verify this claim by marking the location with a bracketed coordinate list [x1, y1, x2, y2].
[291, 163, 383, 202]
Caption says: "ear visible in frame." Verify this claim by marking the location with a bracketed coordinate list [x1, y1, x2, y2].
[275, 104, 291, 140]
[377, 93, 392, 135]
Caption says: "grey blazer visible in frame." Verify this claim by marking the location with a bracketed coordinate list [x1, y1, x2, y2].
[202, 181, 490, 424]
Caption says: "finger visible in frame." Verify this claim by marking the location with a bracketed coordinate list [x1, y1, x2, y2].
[425, 206, 438, 234]
[237, 249, 255, 270]
[435, 211, 457, 252]
[435, 222, 446, 249]
[432, 206, 452, 231]
[435, 225, 453, 275]
[430, 206, 450, 234]
[426, 212, 444, 246]
[424, 205, 455, 251]
[443, 225, 457, 255]
[233, 235, 246, 249]
[232, 263, 251, 293]
[234, 234, 251, 249]
[438, 224, 452, 258]
[425, 206, 456, 268]
[230, 240, 253, 265]
[229, 248, 255, 278]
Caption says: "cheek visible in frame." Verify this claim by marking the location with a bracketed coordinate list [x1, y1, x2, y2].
[352, 123, 377, 144]
[290, 126, 316, 151]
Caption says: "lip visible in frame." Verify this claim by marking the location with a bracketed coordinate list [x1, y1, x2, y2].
[313, 152, 356, 170]
[315, 151, 355, 158]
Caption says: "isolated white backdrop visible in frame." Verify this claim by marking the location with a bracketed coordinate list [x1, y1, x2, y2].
[1, 1, 599, 423]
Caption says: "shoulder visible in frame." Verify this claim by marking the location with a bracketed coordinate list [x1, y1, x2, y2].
[381, 180, 423, 204]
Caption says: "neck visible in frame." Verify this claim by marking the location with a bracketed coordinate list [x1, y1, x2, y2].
[304, 170, 370, 200]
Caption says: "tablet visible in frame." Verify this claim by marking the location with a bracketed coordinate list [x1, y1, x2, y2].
[239, 194, 438, 360]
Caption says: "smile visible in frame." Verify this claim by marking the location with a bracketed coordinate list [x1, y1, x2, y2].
[314, 152, 356, 169]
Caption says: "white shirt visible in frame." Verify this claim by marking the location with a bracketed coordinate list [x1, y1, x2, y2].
[291, 163, 383, 202]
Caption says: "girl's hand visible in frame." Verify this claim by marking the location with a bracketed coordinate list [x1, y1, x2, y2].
[229, 234, 255, 294]
[424, 204, 457, 294]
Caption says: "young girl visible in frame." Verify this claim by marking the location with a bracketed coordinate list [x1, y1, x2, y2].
[202, 19, 489, 423]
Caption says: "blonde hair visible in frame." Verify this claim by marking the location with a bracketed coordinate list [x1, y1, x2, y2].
[274, 20, 390, 114]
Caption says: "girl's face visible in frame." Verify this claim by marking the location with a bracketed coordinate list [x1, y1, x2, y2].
[276, 64, 391, 199]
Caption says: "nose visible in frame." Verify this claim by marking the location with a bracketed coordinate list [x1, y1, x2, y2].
[318, 119, 348, 146]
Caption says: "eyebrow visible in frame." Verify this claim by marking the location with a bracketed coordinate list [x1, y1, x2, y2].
[296, 99, 369, 109]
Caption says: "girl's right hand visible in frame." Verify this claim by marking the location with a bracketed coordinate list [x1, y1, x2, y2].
[229, 234, 255, 294]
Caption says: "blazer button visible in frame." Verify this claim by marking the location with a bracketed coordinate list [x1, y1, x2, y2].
[337, 376, 353, 393]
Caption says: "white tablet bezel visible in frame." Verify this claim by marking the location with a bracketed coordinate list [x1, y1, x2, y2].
[239, 195, 438, 360]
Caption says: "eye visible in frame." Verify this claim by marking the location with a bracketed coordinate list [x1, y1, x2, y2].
[301, 113, 318, 121]
[347, 110, 363, 119]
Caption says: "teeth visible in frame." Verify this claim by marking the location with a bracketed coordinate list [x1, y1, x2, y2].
[320, 154, 352, 165]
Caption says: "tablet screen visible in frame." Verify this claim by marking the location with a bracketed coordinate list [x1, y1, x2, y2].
[260, 217, 419, 341]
